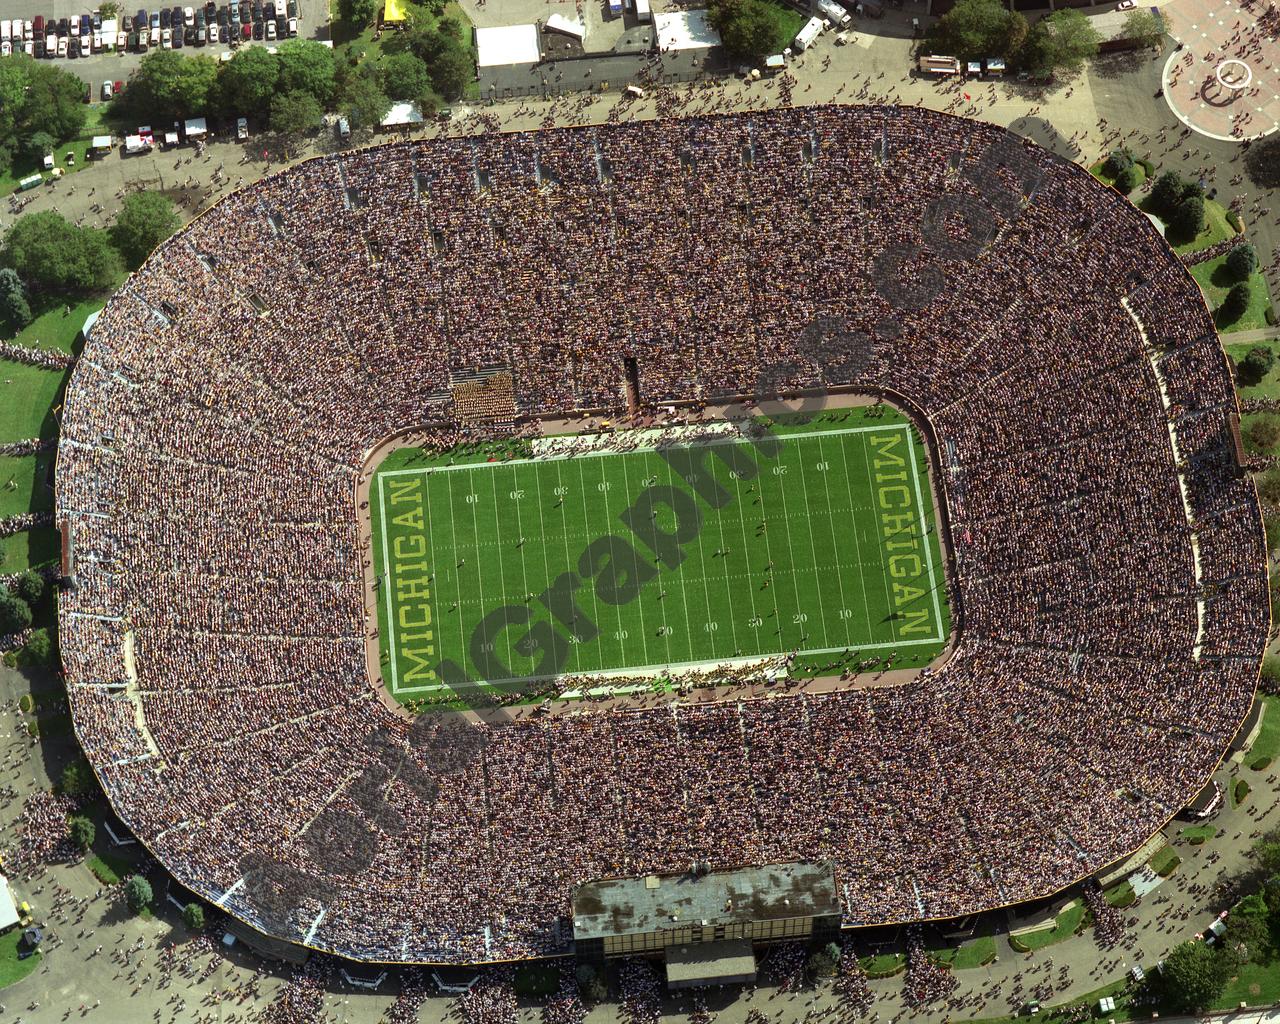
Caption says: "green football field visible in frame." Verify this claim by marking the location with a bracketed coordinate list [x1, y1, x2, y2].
[369, 408, 950, 705]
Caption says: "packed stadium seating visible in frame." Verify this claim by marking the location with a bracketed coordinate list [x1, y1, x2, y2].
[55, 105, 1267, 963]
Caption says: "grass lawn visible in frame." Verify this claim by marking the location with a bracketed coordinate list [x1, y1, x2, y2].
[0, 451, 55, 520]
[1148, 845, 1181, 877]
[1089, 159, 1145, 194]
[1217, 952, 1280, 1008]
[1137, 193, 1239, 255]
[1179, 823, 1219, 844]
[859, 952, 906, 977]
[927, 919, 998, 968]
[0, 927, 41, 990]
[965, 979, 1131, 1024]
[1010, 901, 1085, 952]
[0, 360, 70, 446]
[1229, 339, 1280, 404]
[1105, 880, 1137, 907]
[760, 0, 806, 54]
[370, 409, 950, 709]
[513, 961, 560, 997]
[1247, 695, 1280, 765]
[0, 106, 111, 198]
[331, 2, 478, 99]
[86, 851, 127, 885]
[1189, 257, 1274, 333]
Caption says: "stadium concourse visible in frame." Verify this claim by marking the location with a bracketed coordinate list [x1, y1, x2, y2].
[54, 104, 1267, 965]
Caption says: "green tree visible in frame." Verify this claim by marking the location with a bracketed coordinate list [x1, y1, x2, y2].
[1122, 9, 1165, 49]
[707, 0, 779, 61]
[1021, 9, 1101, 79]
[339, 70, 392, 130]
[110, 192, 181, 270]
[22, 63, 89, 146]
[1103, 147, 1134, 177]
[1221, 281, 1252, 324]
[17, 627, 55, 668]
[1150, 170, 1184, 214]
[2, 212, 122, 294]
[1227, 893, 1269, 962]
[419, 20, 475, 101]
[1239, 346, 1275, 385]
[216, 46, 280, 120]
[1226, 243, 1258, 281]
[1114, 164, 1142, 194]
[68, 815, 95, 852]
[379, 52, 433, 102]
[0, 594, 33, 634]
[339, 0, 380, 28]
[1156, 939, 1231, 1012]
[0, 267, 32, 330]
[14, 571, 46, 607]
[1172, 193, 1206, 239]
[59, 758, 96, 797]
[124, 875, 153, 913]
[269, 91, 325, 139]
[125, 51, 220, 123]
[1249, 414, 1280, 451]
[926, 0, 1027, 61]
[276, 40, 338, 106]
[23, 130, 56, 164]
[182, 902, 205, 930]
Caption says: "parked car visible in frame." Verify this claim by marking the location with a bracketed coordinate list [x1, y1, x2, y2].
[183, 25, 195, 44]
[67, 38, 79, 57]
[336, 116, 350, 138]
[115, 79, 124, 94]
[252, 19, 262, 38]
[0, 41, 10, 57]
[102, 80, 113, 100]
[56, 35, 67, 56]
[265, 19, 275, 39]
[91, 10, 101, 31]
[82, 80, 90, 102]
[161, 26, 171, 46]
[287, 0, 296, 16]
[184, 6, 195, 26]
[159, 8, 170, 27]
[79, 13, 91, 35]
[240, 21, 250, 38]
[236, 116, 248, 139]
[172, 25, 183, 46]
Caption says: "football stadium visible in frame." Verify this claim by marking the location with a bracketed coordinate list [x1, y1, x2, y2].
[54, 104, 1268, 967]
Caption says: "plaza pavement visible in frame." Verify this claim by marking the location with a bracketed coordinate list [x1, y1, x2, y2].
[3, 14, 1280, 1024]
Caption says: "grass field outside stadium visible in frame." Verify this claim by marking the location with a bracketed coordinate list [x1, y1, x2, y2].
[368, 407, 951, 707]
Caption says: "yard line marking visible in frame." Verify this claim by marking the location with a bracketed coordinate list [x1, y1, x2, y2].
[858, 431, 899, 647]
[906, 429, 945, 640]
[730, 467, 763, 652]
[554, 460, 577, 669]
[795, 435, 828, 644]
[689, 461, 719, 661]
[482, 465, 513, 669]
[837, 429, 875, 646]
[377, 473, 401, 693]
[773, 442, 804, 648]
[509, 464, 532, 623]
[816, 433, 854, 649]
[619, 454, 652, 667]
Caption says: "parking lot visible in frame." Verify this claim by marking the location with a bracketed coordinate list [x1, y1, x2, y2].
[2, 0, 331, 91]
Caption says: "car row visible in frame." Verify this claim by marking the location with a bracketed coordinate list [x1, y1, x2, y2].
[1, 3, 300, 59]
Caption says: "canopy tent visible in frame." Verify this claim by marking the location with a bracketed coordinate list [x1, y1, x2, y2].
[383, 0, 407, 23]
[476, 23, 540, 67]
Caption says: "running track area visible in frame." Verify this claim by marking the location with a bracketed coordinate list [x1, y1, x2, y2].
[1161, 0, 1280, 140]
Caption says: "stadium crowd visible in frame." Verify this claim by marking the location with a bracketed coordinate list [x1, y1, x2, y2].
[54, 105, 1267, 964]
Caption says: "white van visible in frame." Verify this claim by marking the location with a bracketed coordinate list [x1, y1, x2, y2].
[817, 0, 851, 28]
[794, 16, 823, 51]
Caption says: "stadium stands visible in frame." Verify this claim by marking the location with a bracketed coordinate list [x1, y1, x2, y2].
[55, 105, 1267, 964]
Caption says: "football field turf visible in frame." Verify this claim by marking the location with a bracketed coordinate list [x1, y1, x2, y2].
[370, 409, 950, 704]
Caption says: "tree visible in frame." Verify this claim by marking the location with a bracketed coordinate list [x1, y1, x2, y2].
[2, 212, 122, 294]
[1237, 345, 1274, 385]
[1103, 147, 1134, 177]
[1021, 10, 1101, 79]
[124, 51, 220, 123]
[1245, 135, 1280, 190]
[1155, 939, 1231, 1012]
[68, 815, 95, 852]
[269, 91, 325, 139]
[419, 20, 475, 101]
[0, 594, 33, 635]
[17, 627, 55, 668]
[216, 46, 280, 120]
[1150, 170, 1184, 214]
[276, 40, 338, 106]
[379, 52, 433, 102]
[1114, 164, 1142, 194]
[339, 0, 379, 28]
[14, 571, 45, 607]
[1122, 9, 1165, 49]
[0, 267, 32, 330]
[1226, 243, 1258, 281]
[0, 56, 87, 172]
[1220, 281, 1252, 324]
[1227, 894, 1269, 963]
[1259, 465, 1280, 505]
[124, 875, 154, 913]
[182, 902, 205, 930]
[339, 70, 392, 131]
[59, 759, 96, 797]
[1250, 414, 1280, 451]
[110, 192, 181, 270]
[807, 941, 842, 978]
[926, 0, 1027, 61]
[707, 0, 779, 61]
[1171, 193, 1206, 239]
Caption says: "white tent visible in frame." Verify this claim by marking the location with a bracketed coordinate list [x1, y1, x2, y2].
[475, 23, 540, 67]
[545, 13, 585, 40]
[380, 102, 424, 128]
[183, 117, 208, 138]
[654, 10, 721, 51]
[0, 874, 19, 933]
